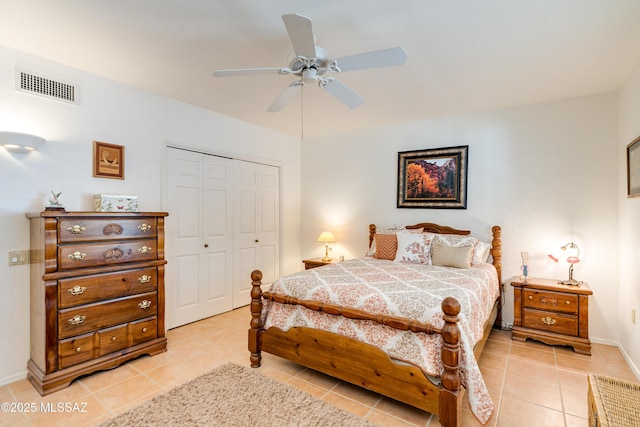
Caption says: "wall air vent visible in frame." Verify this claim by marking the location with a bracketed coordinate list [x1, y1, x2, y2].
[16, 69, 78, 104]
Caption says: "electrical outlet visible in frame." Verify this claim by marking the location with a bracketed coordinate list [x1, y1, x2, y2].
[8, 250, 29, 266]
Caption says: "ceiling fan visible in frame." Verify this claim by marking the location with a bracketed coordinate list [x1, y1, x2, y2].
[212, 13, 408, 112]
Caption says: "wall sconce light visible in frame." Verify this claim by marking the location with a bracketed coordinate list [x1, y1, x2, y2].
[317, 231, 336, 262]
[548, 242, 582, 285]
[0, 131, 46, 154]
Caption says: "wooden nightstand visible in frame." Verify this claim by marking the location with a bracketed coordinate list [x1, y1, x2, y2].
[302, 258, 341, 270]
[511, 277, 592, 355]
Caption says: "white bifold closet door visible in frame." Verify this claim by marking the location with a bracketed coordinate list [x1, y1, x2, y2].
[165, 147, 280, 329]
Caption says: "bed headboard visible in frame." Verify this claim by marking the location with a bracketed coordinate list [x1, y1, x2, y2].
[368, 223, 502, 284]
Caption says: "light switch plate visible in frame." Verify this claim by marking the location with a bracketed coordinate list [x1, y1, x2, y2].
[8, 250, 29, 266]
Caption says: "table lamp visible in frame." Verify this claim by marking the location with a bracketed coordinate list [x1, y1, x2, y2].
[548, 242, 582, 285]
[317, 231, 336, 262]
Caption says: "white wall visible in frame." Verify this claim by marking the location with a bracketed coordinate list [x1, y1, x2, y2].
[301, 94, 620, 354]
[618, 62, 640, 375]
[0, 46, 301, 385]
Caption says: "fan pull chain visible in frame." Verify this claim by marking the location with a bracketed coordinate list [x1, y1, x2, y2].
[300, 85, 304, 140]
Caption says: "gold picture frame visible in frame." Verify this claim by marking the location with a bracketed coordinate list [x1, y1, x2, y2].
[93, 141, 124, 179]
[397, 145, 468, 209]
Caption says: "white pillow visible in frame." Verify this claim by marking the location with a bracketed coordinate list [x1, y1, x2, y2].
[472, 241, 492, 265]
[394, 231, 434, 264]
[431, 242, 473, 268]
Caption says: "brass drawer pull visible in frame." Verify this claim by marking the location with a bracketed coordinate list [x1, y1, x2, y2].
[528, 295, 533, 300]
[67, 225, 86, 234]
[138, 275, 152, 284]
[111, 336, 117, 342]
[542, 316, 556, 326]
[138, 223, 152, 232]
[565, 300, 571, 305]
[75, 347, 82, 353]
[67, 285, 86, 296]
[67, 251, 86, 261]
[138, 300, 152, 310]
[142, 327, 148, 333]
[138, 246, 152, 254]
[68, 315, 86, 326]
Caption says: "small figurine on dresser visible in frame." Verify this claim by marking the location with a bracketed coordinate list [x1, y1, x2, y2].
[46, 191, 65, 211]
[520, 251, 529, 281]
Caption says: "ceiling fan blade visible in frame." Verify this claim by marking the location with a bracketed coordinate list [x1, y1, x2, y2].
[267, 81, 303, 112]
[332, 47, 408, 72]
[282, 14, 316, 58]
[213, 67, 287, 77]
[320, 78, 364, 109]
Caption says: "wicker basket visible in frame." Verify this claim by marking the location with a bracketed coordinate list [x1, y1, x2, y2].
[588, 373, 640, 427]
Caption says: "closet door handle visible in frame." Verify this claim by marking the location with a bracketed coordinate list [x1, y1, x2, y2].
[255, 239, 259, 243]
[204, 243, 209, 248]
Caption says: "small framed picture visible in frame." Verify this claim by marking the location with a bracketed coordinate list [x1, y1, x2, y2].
[628, 136, 640, 197]
[93, 141, 124, 180]
[397, 145, 468, 209]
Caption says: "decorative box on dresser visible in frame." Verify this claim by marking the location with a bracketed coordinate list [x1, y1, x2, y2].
[26, 210, 169, 395]
[511, 277, 592, 355]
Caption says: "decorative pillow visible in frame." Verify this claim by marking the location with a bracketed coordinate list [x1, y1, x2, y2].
[367, 226, 423, 257]
[472, 241, 492, 265]
[394, 231, 434, 264]
[433, 234, 492, 265]
[431, 242, 474, 268]
[434, 233, 478, 248]
[374, 233, 397, 260]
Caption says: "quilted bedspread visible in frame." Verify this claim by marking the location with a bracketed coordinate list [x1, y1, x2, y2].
[262, 257, 500, 424]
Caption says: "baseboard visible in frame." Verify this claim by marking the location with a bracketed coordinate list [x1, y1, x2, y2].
[0, 370, 27, 387]
[591, 337, 640, 380]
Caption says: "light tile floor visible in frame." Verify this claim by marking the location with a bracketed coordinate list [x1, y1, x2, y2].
[1, 308, 638, 427]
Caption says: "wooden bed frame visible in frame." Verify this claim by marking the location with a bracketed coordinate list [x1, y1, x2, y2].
[249, 223, 502, 427]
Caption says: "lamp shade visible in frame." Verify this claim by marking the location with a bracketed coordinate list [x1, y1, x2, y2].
[0, 131, 45, 154]
[317, 231, 336, 243]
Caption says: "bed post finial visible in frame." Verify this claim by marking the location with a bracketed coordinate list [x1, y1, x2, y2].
[249, 270, 264, 368]
[439, 296, 462, 427]
[491, 226, 502, 284]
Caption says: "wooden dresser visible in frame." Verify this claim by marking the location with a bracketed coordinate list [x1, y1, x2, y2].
[511, 277, 592, 355]
[26, 211, 168, 395]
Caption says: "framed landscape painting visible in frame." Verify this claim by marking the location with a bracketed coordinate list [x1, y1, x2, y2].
[397, 145, 468, 209]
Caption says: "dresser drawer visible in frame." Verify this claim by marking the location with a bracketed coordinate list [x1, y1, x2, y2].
[97, 324, 129, 356]
[58, 239, 158, 270]
[131, 317, 158, 345]
[58, 333, 95, 370]
[522, 308, 578, 336]
[523, 289, 578, 315]
[59, 267, 158, 308]
[58, 292, 157, 339]
[59, 218, 157, 243]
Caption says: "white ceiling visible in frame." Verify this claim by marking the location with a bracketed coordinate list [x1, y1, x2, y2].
[2, 1, 640, 139]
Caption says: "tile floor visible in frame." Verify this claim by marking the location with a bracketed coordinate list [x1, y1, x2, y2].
[1, 307, 637, 427]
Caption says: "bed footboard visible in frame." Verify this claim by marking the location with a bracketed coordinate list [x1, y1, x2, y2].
[248, 269, 463, 426]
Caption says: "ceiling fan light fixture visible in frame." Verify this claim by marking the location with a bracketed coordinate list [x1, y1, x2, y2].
[302, 68, 318, 83]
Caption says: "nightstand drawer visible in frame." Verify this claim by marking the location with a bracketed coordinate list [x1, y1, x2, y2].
[523, 289, 578, 314]
[522, 308, 578, 336]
